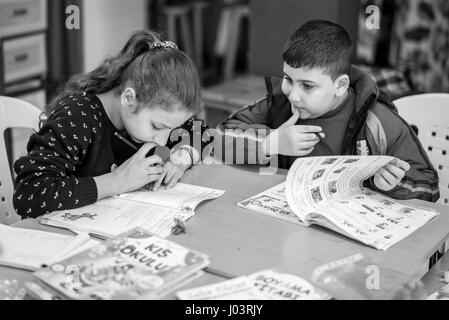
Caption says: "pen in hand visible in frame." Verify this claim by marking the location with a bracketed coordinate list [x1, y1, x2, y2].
[314, 132, 335, 156]
[299, 114, 334, 156]
[114, 132, 138, 151]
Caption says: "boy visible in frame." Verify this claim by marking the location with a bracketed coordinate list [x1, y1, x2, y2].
[217, 20, 439, 202]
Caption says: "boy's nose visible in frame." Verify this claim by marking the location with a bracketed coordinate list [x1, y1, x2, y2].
[288, 89, 302, 102]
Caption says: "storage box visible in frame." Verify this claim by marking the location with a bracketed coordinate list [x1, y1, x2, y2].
[2, 33, 47, 84]
[0, 0, 47, 38]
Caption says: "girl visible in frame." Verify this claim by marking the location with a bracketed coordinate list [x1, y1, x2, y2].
[13, 30, 208, 218]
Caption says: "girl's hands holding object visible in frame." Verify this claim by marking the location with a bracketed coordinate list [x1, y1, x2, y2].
[111, 143, 164, 194]
[149, 160, 188, 191]
[149, 147, 192, 191]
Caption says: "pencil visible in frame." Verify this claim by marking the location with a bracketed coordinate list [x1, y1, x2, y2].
[114, 132, 138, 151]
[315, 132, 335, 156]
[301, 115, 335, 156]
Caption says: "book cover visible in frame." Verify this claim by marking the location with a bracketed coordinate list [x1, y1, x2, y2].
[238, 182, 306, 226]
[177, 269, 330, 300]
[33, 228, 210, 300]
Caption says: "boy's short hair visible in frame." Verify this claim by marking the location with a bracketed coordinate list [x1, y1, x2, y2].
[283, 20, 353, 80]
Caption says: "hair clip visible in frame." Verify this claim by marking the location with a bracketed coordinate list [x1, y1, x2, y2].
[148, 40, 178, 50]
[171, 217, 186, 235]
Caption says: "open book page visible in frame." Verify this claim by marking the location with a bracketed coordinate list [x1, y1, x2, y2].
[0, 224, 90, 271]
[116, 183, 225, 211]
[176, 269, 330, 300]
[237, 183, 307, 226]
[285, 155, 396, 221]
[310, 190, 439, 250]
[40, 197, 194, 239]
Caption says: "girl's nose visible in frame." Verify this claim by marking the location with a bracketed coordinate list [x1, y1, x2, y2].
[154, 131, 170, 146]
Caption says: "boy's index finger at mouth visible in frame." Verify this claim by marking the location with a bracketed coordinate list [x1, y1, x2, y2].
[296, 125, 323, 133]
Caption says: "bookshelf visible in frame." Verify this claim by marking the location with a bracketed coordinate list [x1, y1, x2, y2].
[0, 0, 48, 170]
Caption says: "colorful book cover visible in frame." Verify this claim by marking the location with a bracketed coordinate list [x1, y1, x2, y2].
[33, 228, 209, 300]
[177, 269, 331, 300]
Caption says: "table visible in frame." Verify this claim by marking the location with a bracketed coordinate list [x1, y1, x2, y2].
[7, 164, 449, 299]
[177, 164, 449, 298]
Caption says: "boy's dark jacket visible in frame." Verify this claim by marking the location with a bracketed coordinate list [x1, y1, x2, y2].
[217, 66, 439, 202]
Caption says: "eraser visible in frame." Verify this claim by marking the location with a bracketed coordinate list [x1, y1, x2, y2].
[146, 145, 171, 162]
[153, 145, 171, 162]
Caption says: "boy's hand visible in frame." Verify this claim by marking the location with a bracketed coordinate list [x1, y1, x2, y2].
[373, 159, 411, 191]
[262, 110, 323, 156]
[150, 160, 188, 191]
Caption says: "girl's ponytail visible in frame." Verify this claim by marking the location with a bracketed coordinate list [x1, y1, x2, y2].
[47, 31, 163, 113]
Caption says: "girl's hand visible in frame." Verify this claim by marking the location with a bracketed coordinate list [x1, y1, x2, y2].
[373, 159, 411, 191]
[111, 143, 164, 194]
[150, 160, 188, 191]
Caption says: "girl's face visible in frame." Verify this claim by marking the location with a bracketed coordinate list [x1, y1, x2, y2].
[122, 102, 193, 147]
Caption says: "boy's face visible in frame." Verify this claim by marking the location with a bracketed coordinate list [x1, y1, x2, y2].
[281, 63, 347, 120]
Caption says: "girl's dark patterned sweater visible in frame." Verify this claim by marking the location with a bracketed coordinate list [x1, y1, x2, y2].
[13, 92, 210, 218]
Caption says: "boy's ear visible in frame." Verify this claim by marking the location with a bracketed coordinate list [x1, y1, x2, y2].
[120, 87, 138, 113]
[334, 74, 350, 98]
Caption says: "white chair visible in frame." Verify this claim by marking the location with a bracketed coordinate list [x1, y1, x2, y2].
[393, 94, 449, 206]
[0, 96, 42, 225]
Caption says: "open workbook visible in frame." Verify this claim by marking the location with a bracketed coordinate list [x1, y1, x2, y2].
[239, 156, 439, 250]
[40, 183, 225, 239]
[0, 224, 95, 271]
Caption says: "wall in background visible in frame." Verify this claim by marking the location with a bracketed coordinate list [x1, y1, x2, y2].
[82, 0, 147, 72]
[249, 0, 360, 77]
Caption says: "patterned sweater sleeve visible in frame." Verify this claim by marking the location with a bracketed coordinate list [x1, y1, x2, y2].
[13, 98, 100, 218]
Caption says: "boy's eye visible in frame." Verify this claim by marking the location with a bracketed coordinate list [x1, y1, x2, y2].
[302, 83, 314, 90]
[283, 76, 292, 83]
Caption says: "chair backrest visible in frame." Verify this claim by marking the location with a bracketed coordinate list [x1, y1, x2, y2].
[393, 93, 449, 205]
[0, 96, 42, 225]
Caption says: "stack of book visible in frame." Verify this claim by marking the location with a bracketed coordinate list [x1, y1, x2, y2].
[27, 228, 210, 300]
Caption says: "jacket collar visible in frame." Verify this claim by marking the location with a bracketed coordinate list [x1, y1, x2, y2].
[349, 65, 380, 115]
